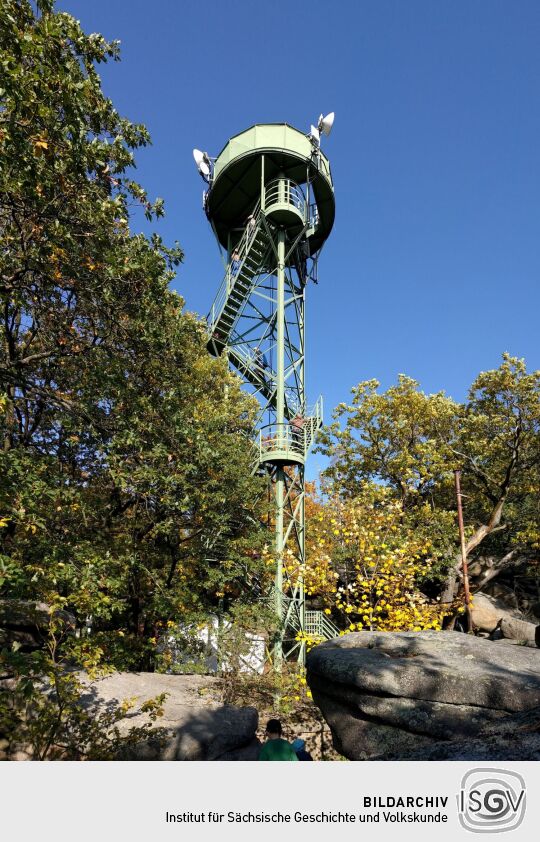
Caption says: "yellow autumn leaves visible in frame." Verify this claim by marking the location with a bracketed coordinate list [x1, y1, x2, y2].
[280, 485, 451, 633]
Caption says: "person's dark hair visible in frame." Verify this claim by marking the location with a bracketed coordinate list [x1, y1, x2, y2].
[266, 718, 282, 735]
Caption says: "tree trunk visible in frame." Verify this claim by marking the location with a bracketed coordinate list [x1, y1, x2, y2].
[441, 497, 506, 604]
[473, 551, 521, 591]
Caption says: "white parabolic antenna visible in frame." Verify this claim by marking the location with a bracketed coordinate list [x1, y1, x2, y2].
[317, 111, 335, 136]
[193, 148, 211, 180]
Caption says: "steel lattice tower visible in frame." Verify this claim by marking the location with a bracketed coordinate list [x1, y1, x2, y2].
[202, 123, 335, 665]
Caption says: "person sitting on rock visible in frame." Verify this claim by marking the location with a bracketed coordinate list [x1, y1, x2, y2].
[258, 718, 298, 761]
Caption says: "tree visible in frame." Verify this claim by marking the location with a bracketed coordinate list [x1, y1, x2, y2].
[317, 355, 540, 604]
[0, 0, 269, 672]
[302, 484, 450, 632]
[318, 376, 458, 506]
[440, 355, 540, 599]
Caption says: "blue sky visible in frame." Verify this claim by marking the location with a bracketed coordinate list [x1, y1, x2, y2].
[59, 0, 540, 476]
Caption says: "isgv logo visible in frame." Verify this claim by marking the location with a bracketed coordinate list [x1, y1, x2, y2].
[458, 768, 526, 833]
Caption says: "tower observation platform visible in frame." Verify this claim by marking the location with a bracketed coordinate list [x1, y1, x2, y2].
[200, 120, 336, 664]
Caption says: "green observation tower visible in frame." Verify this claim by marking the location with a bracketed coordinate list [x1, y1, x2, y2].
[196, 115, 337, 666]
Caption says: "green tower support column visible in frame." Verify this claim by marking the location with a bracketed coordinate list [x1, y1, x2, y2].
[274, 465, 284, 668]
[273, 227, 286, 668]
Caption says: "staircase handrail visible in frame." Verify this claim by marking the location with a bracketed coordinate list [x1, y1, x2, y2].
[305, 609, 340, 640]
[264, 178, 307, 222]
[207, 200, 263, 332]
[256, 397, 323, 461]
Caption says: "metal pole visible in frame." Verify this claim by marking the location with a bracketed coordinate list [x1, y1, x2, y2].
[273, 227, 286, 669]
[276, 228, 285, 426]
[454, 470, 473, 631]
[226, 231, 231, 294]
[274, 466, 284, 670]
[298, 465, 306, 664]
[224, 229, 230, 401]
[298, 269, 306, 664]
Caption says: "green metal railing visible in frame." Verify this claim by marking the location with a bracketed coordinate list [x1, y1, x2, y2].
[207, 202, 265, 337]
[226, 333, 305, 418]
[279, 598, 339, 641]
[258, 423, 305, 461]
[207, 182, 319, 340]
[263, 179, 321, 236]
[264, 178, 307, 219]
[305, 610, 340, 640]
[256, 397, 323, 464]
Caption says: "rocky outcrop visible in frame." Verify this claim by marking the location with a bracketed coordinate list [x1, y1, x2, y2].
[79, 672, 259, 760]
[380, 706, 540, 761]
[471, 592, 539, 645]
[307, 631, 540, 760]
[0, 599, 76, 653]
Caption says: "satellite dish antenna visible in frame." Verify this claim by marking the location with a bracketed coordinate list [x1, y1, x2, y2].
[199, 161, 210, 179]
[317, 111, 335, 137]
[193, 148, 211, 182]
[309, 125, 320, 147]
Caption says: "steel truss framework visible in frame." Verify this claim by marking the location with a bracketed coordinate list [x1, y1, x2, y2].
[204, 127, 335, 666]
[207, 181, 324, 665]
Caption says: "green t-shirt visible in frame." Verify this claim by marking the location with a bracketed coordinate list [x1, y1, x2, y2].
[259, 738, 299, 761]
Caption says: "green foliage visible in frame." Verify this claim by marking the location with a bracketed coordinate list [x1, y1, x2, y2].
[220, 662, 309, 714]
[0, 630, 168, 760]
[154, 623, 210, 675]
[301, 484, 452, 631]
[457, 355, 540, 544]
[318, 375, 458, 503]
[317, 355, 540, 595]
[0, 604, 168, 759]
[0, 0, 269, 677]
